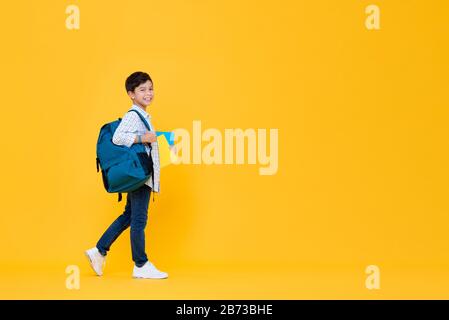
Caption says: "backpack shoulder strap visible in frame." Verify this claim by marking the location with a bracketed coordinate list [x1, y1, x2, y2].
[128, 109, 152, 131]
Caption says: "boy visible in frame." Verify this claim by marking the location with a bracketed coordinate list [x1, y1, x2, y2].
[85, 71, 168, 279]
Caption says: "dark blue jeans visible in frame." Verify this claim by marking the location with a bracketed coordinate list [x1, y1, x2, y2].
[96, 184, 151, 267]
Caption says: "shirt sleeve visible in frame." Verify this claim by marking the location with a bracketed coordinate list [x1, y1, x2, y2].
[112, 111, 139, 147]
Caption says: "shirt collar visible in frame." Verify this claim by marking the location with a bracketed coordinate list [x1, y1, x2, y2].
[131, 104, 151, 119]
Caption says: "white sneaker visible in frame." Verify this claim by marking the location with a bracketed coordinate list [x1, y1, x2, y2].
[85, 247, 106, 276]
[132, 261, 168, 279]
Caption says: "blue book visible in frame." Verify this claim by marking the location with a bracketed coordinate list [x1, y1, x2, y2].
[156, 131, 175, 146]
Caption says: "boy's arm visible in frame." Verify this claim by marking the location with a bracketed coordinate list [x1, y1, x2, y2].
[132, 134, 154, 144]
[112, 112, 156, 147]
[112, 112, 139, 147]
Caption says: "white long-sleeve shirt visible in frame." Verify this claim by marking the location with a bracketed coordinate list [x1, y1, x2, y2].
[112, 104, 160, 193]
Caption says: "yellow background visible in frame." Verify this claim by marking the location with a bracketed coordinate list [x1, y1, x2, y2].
[0, 0, 448, 299]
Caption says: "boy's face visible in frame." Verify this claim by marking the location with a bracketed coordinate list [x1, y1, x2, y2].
[128, 80, 154, 107]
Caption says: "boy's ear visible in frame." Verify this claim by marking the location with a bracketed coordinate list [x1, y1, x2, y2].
[127, 90, 135, 99]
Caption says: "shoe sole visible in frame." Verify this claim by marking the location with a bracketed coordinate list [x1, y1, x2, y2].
[84, 251, 103, 276]
[133, 274, 168, 279]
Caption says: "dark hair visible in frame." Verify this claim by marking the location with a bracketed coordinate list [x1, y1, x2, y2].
[125, 71, 152, 92]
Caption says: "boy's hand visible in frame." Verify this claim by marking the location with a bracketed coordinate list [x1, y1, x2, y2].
[142, 131, 157, 143]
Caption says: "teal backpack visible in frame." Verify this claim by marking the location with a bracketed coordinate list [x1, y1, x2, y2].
[96, 110, 154, 202]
